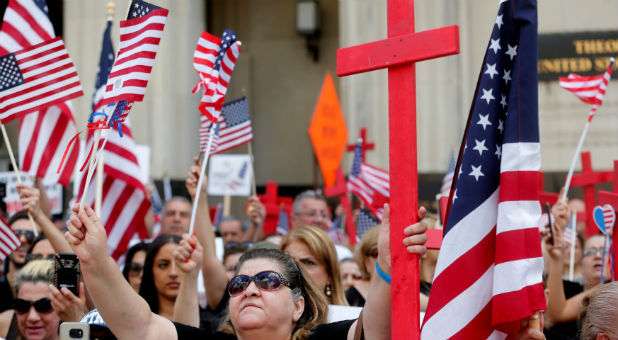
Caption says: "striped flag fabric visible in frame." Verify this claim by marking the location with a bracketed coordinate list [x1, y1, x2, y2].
[559, 60, 613, 106]
[200, 97, 253, 154]
[193, 29, 241, 124]
[0, 37, 83, 122]
[76, 19, 150, 261]
[0, 0, 80, 187]
[421, 1, 546, 339]
[356, 208, 379, 241]
[347, 140, 389, 220]
[101, 0, 168, 105]
[440, 151, 456, 197]
[276, 207, 290, 235]
[0, 217, 20, 262]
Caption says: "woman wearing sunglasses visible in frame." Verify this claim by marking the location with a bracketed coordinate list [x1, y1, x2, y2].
[11, 259, 60, 340]
[65, 200, 428, 339]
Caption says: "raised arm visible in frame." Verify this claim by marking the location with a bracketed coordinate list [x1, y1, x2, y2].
[172, 234, 203, 327]
[243, 196, 265, 242]
[185, 158, 228, 309]
[64, 204, 177, 340]
[17, 183, 72, 253]
[351, 204, 428, 340]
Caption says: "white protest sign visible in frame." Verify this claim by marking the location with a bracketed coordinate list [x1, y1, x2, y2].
[207, 155, 252, 197]
[0, 172, 63, 215]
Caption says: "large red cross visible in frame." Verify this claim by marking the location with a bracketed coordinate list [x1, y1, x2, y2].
[323, 168, 357, 244]
[337, 1, 459, 337]
[569, 152, 613, 237]
[257, 181, 293, 235]
[346, 127, 375, 162]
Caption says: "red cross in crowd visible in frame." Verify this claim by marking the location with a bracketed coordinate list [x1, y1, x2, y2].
[569, 151, 613, 237]
[337, 0, 460, 337]
[346, 127, 375, 162]
[257, 181, 293, 235]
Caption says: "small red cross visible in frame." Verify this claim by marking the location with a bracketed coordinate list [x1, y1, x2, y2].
[346, 127, 375, 162]
[257, 181, 293, 235]
[337, 1, 459, 337]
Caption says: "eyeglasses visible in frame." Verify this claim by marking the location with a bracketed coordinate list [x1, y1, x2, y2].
[14, 298, 53, 314]
[127, 262, 144, 276]
[14, 229, 35, 243]
[228, 271, 291, 296]
[224, 241, 252, 250]
[583, 248, 608, 257]
[25, 253, 55, 263]
[297, 211, 330, 219]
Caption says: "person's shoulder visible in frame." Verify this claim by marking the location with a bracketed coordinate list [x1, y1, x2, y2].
[173, 322, 236, 340]
[308, 319, 356, 340]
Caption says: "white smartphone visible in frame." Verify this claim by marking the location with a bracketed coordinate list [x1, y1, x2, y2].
[59, 322, 89, 340]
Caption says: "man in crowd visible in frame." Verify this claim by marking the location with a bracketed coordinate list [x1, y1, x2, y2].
[217, 216, 246, 244]
[159, 197, 192, 235]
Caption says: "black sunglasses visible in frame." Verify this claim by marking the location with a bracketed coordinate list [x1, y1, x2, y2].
[25, 253, 55, 263]
[14, 298, 53, 314]
[14, 229, 35, 243]
[228, 271, 291, 296]
[128, 262, 144, 275]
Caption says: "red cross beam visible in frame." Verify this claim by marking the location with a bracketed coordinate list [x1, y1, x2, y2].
[256, 181, 293, 235]
[337, 2, 459, 337]
[346, 127, 375, 162]
[539, 172, 559, 206]
[568, 151, 613, 238]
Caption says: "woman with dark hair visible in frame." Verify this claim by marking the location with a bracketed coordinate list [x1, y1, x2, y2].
[64, 202, 429, 339]
[122, 241, 149, 293]
[138, 234, 181, 320]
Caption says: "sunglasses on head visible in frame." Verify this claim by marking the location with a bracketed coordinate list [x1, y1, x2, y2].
[228, 271, 291, 296]
[14, 298, 53, 314]
[14, 229, 35, 243]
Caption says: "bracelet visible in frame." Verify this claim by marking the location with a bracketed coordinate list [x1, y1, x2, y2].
[375, 259, 391, 284]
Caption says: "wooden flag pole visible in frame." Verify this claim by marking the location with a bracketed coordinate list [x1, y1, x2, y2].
[188, 123, 217, 235]
[0, 122, 39, 236]
[562, 112, 595, 200]
[223, 195, 231, 217]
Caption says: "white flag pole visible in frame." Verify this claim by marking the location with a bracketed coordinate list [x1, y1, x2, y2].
[562, 115, 594, 201]
[568, 212, 577, 281]
[188, 123, 216, 235]
[0, 122, 39, 236]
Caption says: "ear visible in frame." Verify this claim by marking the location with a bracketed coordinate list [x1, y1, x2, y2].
[596, 333, 610, 340]
[292, 296, 305, 323]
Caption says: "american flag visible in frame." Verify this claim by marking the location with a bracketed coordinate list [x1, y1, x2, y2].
[0, 0, 80, 187]
[0, 37, 82, 122]
[100, 0, 168, 105]
[356, 208, 379, 241]
[276, 207, 290, 235]
[0, 217, 20, 262]
[76, 19, 150, 261]
[559, 59, 614, 122]
[201, 97, 253, 154]
[347, 140, 389, 220]
[440, 151, 456, 197]
[563, 212, 576, 246]
[421, 1, 546, 339]
[193, 30, 241, 124]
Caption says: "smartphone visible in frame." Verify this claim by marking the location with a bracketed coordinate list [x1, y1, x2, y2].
[59, 322, 89, 340]
[544, 203, 554, 246]
[54, 253, 80, 296]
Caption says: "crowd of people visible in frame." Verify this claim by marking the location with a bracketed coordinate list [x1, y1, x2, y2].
[0, 162, 616, 339]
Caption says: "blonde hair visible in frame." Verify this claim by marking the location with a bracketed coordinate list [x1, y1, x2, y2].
[356, 226, 379, 281]
[281, 226, 348, 305]
[14, 259, 54, 295]
[579, 281, 618, 340]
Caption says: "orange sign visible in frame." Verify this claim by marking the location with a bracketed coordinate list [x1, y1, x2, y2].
[308, 73, 348, 187]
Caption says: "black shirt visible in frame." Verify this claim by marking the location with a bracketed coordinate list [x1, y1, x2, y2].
[545, 280, 583, 340]
[174, 319, 356, 340]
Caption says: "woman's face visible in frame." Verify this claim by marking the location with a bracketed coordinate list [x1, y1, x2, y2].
[16, 282, 60, 340]
[224, 253, 243, 282]
[152, 243, 180, 301]
[228, 258, 303, 338]
[30, 239, 55, 259]
[128, 250, 147, 293]
[581, 236, 611, 287]
[340, 261, 361, 290]
[284, 240, 329, 291]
